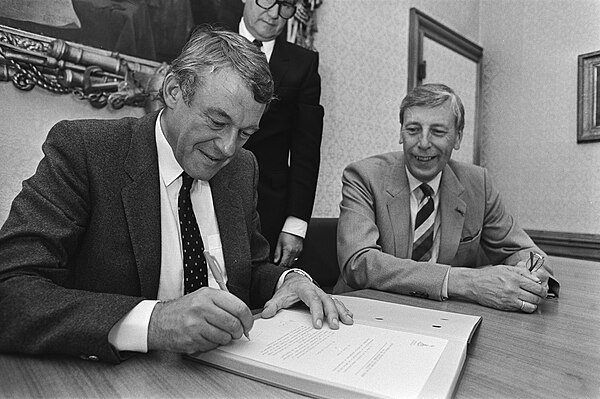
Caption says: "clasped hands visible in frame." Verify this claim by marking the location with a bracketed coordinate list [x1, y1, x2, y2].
[448, 261, 552, 313]
[148, 272, 354, 354]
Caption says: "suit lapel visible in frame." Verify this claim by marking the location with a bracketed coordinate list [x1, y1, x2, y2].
[438, 165, 466, 264]
[386, 155, 412, 258]
[122, 112, 162, 298]
[269, 38, 290, 90]
[210, 167, 247, 300]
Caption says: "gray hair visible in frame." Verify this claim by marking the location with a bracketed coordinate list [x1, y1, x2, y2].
[399, 83, 465, 133]
[167, 25, 274, 106]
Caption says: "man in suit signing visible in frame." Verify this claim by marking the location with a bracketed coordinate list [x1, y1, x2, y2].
[239, 0, 324, 267]
[334, 83, 558, 312]
[0, 27, 352, 363]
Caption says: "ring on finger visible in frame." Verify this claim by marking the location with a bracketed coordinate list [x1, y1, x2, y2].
[520, 299, 526, 311]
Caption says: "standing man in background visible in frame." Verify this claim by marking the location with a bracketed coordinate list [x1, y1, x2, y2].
[239, 0, 324, 267]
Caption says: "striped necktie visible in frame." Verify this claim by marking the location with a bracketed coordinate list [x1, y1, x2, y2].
[412, 183, 435, 261]
[178, 172, 208, 293]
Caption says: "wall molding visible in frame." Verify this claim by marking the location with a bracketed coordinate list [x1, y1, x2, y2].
[526, 230, 600, 262]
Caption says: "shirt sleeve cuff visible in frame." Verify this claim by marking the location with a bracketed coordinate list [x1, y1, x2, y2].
[441, 269, 450, 300]
[276, 268, 314, 290]
[108, 300, 159, 353]
[281, 216, 308, 239]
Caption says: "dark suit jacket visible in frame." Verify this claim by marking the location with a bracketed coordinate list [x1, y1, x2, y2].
[0, 111, 286, 363]
[243, 35, 324, 252]
[334, 152, 557, 299]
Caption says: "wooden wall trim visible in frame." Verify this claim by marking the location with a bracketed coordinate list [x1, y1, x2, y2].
[526, 230, 600, 262]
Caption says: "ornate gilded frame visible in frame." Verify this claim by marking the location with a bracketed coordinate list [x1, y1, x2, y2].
[0, 24, 166, 110]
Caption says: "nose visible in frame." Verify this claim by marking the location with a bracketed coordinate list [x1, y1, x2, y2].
[418, 132, 432, 149]
[266, 4, 280, 19]
[217, 129, 238, 158]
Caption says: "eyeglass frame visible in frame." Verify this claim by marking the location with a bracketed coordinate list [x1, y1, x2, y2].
[255, 0, 297, 20]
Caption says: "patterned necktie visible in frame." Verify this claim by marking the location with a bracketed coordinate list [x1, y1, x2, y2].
[178, 172, 208, 293]
[412, 183, 435, 261]
[252, 39, 263, 49]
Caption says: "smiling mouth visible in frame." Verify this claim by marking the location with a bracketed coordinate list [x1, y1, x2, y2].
[414, 155, 435, 162]
[200, 150, 222, 163]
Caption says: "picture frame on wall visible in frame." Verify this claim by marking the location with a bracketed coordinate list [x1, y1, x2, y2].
[577, 50, 600, 143]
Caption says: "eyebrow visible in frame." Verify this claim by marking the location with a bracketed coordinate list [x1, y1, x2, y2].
[205, 107, 261, 132]
[205, 107, 232, 122]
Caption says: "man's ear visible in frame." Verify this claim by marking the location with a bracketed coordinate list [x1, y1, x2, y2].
[162, 74, 181, 108]
[454, 130, 463, 150]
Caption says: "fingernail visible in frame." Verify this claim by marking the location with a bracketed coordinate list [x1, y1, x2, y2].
[316, 319, 322, 329]
[332, 318, 339, 328]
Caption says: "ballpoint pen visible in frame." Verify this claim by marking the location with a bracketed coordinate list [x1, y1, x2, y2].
[203, 249, 250, 340]
[528, 252, 544, 272]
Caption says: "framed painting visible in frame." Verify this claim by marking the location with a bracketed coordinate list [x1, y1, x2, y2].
[577, 50, 600, 143]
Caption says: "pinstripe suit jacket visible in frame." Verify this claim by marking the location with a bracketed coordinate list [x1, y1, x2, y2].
[0, 111, 285, 363]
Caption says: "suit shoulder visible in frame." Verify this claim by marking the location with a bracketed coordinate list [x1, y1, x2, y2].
[276, 38, 319, 63]
[50, 114, 146, 144]
[448, 159, 487, 184]
[224, 148, 257, 173]
[346, 152, 401, 172]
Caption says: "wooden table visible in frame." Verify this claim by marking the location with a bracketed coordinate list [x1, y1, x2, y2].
[1, 256, 599, 398]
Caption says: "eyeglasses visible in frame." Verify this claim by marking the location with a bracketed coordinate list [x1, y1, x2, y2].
[255, 0, 297, 20]
[526, 252, 545, 272]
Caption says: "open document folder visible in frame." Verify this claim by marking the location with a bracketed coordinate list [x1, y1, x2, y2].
[189, 296, 482, 399]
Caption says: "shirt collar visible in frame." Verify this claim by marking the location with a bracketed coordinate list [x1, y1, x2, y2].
[155, 109, 183, 187]
[405, 167, 442, 197]
[239, 17, 275, 61]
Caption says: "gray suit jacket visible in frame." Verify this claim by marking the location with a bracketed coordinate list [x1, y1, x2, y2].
[334, 152, 546, 300]
[0, 111, 285, 363]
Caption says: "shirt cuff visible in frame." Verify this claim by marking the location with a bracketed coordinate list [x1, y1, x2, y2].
[276, 268, 314, 290]
[281, 216, 308, 239]
[441, 269, 450, 300]
[108, 300, 159, 353]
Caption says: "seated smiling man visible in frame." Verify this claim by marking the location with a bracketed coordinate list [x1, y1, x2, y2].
[334, 83, 558, 312]
[0, 26, 352, 363]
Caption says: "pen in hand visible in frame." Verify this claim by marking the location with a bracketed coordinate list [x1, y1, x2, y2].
[203, 250, 250, 341]
[528, 252, 545, 273]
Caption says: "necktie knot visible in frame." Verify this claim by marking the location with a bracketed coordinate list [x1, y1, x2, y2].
[252, 39, 263, 49]
[419, 183, 433, 200]
[181, 172, 194, 191]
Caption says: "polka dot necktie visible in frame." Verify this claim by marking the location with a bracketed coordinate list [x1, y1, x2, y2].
[412, 183, 435, 261]
[178, 172, 208, 293]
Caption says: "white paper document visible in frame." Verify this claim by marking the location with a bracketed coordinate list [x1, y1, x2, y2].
[205, 310, 447, 399]
[191, 296, 482, 399]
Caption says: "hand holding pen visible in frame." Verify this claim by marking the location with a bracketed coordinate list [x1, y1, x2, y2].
[527, 252, 545, 273]
[204, 250, 251, 340]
